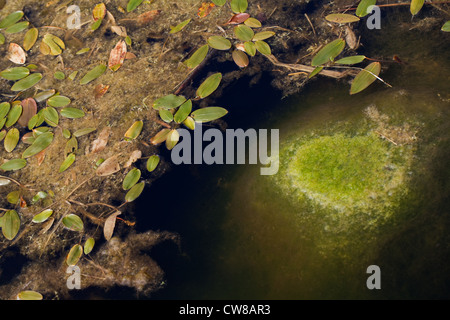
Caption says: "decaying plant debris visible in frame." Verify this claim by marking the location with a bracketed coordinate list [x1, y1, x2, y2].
[0, 0, 448, 299]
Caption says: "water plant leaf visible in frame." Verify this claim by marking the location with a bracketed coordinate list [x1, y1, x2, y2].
[127, 0, 144, 12]
[80, 64, 107, 85]
[0, 102, 10, 119]
[212, 0, 226, 5]
[64, 136, 78, 156]
[244, 17, 262, 28]
[6, 191, 19, 204]
[59, 153, 75, 173]
[207, 36, 232, 50]
[2, 210, 20, 240]
[93, 3, 107, 20]
[32, 209, 53, 223]
[159, 109, 173, 123]
[62, 214, 84, 232]
[76, 48, 90, 55]
[96, 155, 120, 176]
[124, 120, 143, 140]
[11, 73, 42, 91]
[7, 43, 26, 64]
[165, 129, 180, 150]
[244, 41, 256, 56]
[60, 107, 85, 119]
[325, 13, 360, 24]
[150, 128, 170, 145]
[335, 55, 366, 65]
[5, 21, 29, 33]
[22, 132, 53, 158]
[153, 94, 186, 110]
[255, 40, 271, 55]
[174, 99, 192, 123]
[5, 103, 22, 127]
[66, 244, 83, 266]
[0, 11, 24, 29]
[311, 39, 346, 66]
[184, 44, 209, 69]
[196, 73, 222, 99]
[410, 0, 425, 15]
[34, 89, 56, 102]
[350, 62, 381, 95]
[42, 34, 65, 55]
[18, 98, 37, 127]
[73, 127, 96, 137]
[103, 211, 121, 241]
[0, 159, 26, 171]
[54, 71, 65, 80]
[84, 237, 95, 254]
[231, 0, 248, 13]
[125, 181, 145, 202]
[4, 128, 19, 152]
[225, 13, 250, 25]
[234, 25, 254, 41]
[0, 67, 29, 80]
[42, 107, 59, 126]
[47, 95, 71, 107]
[183, 116, 196, 130]
[16, 291, 43, 300]
[0, 33, 4, 45]
[191, 107, 228, 123]
[232, 49, 249, 68]
[170, 18, 191, 34]
[442, 21, 450, 32]
[308, 66, 323, 79]
[252, 31, 275, 41]
[198, 2, 215, 18]
[108, 40, 127, 71]
[356, 0, 377, 17]
[123, 168, 141, 190]
[146, 155, 160, 172]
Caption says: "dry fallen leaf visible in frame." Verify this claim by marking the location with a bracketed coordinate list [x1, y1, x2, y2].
[94, 84, 110, 99]
[96, 155, 120, 176]
[124, 149, 142, 168]
[137, 10, 161, 25]
[198, 3, 215, 18]
[91, 126, 111, 153]
[8, 43, 26, 64]
[108, 40, 127, 71]
[110, 25, 127, 37]
[125, 52, 136, 60]
[35, 149, 46, 166]
[103, 211, 121, 241]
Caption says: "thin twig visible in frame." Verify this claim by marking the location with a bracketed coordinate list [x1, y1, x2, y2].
[304, 13, 317, 38]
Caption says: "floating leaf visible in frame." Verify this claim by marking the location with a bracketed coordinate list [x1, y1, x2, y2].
[42, 107, 59, 126]
[146, 155, 160, 172]
[108, 40, 127, 71]
[207, 36, 232, 50]
[123, 168, 141, 190]
[230, 0, 248, 13]
[73, 127, 96, 137]
[325, 13, 360, 24]
[153, 94, 186, 110]
[196, 73, 222, 99]
[232, 50, 249, 68]
[183, 116, 196, 130]
[410, 0, 425, 16]
[22, 132, 53, 158]
[127, 0, 144, 12]
[11, 73, 42, 91]
[212, 0, 226, 5]
[76, 48, 90, 55]
[96, 155, 120, 176]
[244, 41, 256, 56]
[234, 25, 254, 41]
[225, 13, 250, 25]
[184, 44, 209, 69]
[42, 34, 65, 55]
[54, 71, 65, 80]
[60, 107, 85, 119]
[6, 191, 19, 204]
[244, 17, 262, 28]
[125, 181, 145, 202]
[68, 71, 78, 81]
[62, 214, 84, 232]
[350, 62, 381, 95]
[32, 209, 53, 223]
[34, 89, 56, 102]
[252, 31, 275, 41]
[311, 39, 346, 66]
[335, 55, 366, 65]
[23, 28, 38, 51]
[308, 66, 323, 79]
[0, 67, 29, 80]
[170, 18, 191, 34]
[5, 21, 29, 34]
[0, 11, 24, 29]
[48, 95, 71, 107]
[255, 40, 271, 55]
[93, 3, 107, 20]
[84, 237, 95, 254]
[0, 158, 26, 171]
[150, 128, 170, 145]
[66, 244, 83, 266]
[18, 98, 37, 127]
[165, 129, 180, 150]
[80, 64, 107, 85]
[7, 43, 26, 64]
[124, 120, 143, 140]
[5, 103, 22, 127]
[16, 291, 43, 300]
[91, 18, 102, 31]
[174, 99, 192, 123]
[442, 21, 450, 32]
[2, 210, 20, 240]
[59, 153, 75, 172]
[103, 211, 121, 241]
[64, 136, 78, 156]
[159, 109, 173, 123]
[191, 107, 228, 123]
[4, 128, 20, 152]
[0, 102, 10, 119]
[356, 0, 377, 17]
[198, 2, 215, 18]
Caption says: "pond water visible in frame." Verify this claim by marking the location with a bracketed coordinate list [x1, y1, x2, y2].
[137, 11, 450, 300]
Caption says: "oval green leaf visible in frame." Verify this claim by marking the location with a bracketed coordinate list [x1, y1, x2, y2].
[0, 158, 26, 171]
[150, 128, 170, 145]
[350, 62, 381, 95]
[59, 153, 75, 173]
[244, 41, 256, 56]
[0, 102, 10, 119]
[124, 120, 143, 139]
[335, 55, 366, 65]
[311, 39, 346, 66]
[62, 214, 84, 232]
[4, 128, 20, 152]
[43, 106, 59, 126]
[11, 73, 42, 91]
[207, 36, 232, 50]
[244, 17, 262, 28]
[234, 24, 254, 42]
[2, 210, 20, 240]
[47, 95, 71, 107]
[84, 237, 95, 254]
[212, 0, 227, 5]
[165, 129, 180, 150]
[184, 44, 209, 69]
[196, 73, 222, 99]
[23, 27, 38, 51]
[60, 107, 85, 119]
[174, 99, 192, 123]
[0, 11, 24, 29]
[122, 168, 141, 190]
[127, 0, 144, 12]
[191, 107, 228, 123]
[252, 31, 275, 41]
[183, 116, 196, 130]
[170, 18, 191, 34]
[6, 191, 19, 204]
[441, 21, 450, 32]
[159, 109, 173, 123]
[255, 40, 271, 55]
[1, 67, 29, 80]
[5, 103, 22, 128]
[80, 64, 107, 85]
[73, 127, 96, 137]
[410, 0, 425, 16]
[153, 94, 186, 110]
[22, 132, 53, 158]
[66, 244, 83, 266]
[32, 209, 53, 223]
[356, 0, 377, 17]
[125, 181, 145, 202]
[5, 21, 29, 34]
[230, 0, 248, 13]
[146, 155, 160, 172]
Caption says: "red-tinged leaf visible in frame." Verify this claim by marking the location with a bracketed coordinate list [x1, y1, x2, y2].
[137, 10, 161, 25]
[93, 3, 107, 21]
[224, 13, 250, 25]
[125, 52, 136, 60]
[94, 84, 110, 99]
[108, 40, 127, 71]
[8, 43, 26, 64]
[232, 50, 249, 68]
[198, 2, 215, 18]
[35, 149, 46, 166]
[18, 98, 37, 127]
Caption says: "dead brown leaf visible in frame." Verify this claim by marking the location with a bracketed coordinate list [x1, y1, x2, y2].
[8, 43, 26, 64]
[108, 40, 127, 71]
[103, 211, 121, 241]
[137, 10, 161, 25]
[18, 98, 37, 127]
[124, 149, 142, 168]
[96, 155, 120, 176]
[91, 126, 111, 153]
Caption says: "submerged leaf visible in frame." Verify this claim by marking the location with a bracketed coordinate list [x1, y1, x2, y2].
[207, 36, 232, 50]
[124, 120, 143, 140]
[5, 103, 22, 127]
[255, 40, 271, 55]
[350, 62, 381, 95]
[84, 237, 95, 254]
[311, 39, 346, 66]
[123, 168, 141, 190]
[32, 209, 53, 223]
[356, 0, 377, 17]
[2, 210, 20, 240]
[150, 128, 170, 145]
[125, 181, 145, 202]
[93, 3, 107, 21]
[11, 73, 42, 91]
[80, 64, 107, 85]
[18, 98, 37, 127]
[170, 18, 191, 34]
[62, 214, 84, 232]
[66, 244, 83, 266]
[103, 211, 121, 241]
[48, 95, 71, 107]
[442, 21, 450, 32]
[108, 40, 127, 71]
[335, 55, 366, 65]
[244, 17, 262, 28]
[0, 158, 26, 171]
[4, 128, 20, 152]
[196, 73, 222, 99]
[22, 132, 53, 158]
[0, 11, 24, 29]
[234, 24, 254, 41]
[16, 291, 43, 300]
[42, 34, 65, 55]
[198, 2, 215, 18]
[225, 13, 250, 25]
[230, 0, 248, 13]
[410, 0, 425, 16]
[60, 107, 85, 119]
[42, 106, 59, 126]
[5, 21, 29, 33]
[59, 153, 75, 172]
[165, 129, 180, 150]
[325, 13, 360, 24]
[96, 155, 120, 176]
[252, 31, 275, 41]
[184, 44, 209, 69]
[191, 107, 228, 123]
[232, 50, 249, 68]
[127, 0, 144, 12]
[0, 102, 10, 119]
[146, 155, 160, 172]
[174, 99, 192, 123]
[153, 94, 186, 110]
[1, 67, 29, 80]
